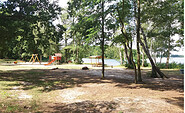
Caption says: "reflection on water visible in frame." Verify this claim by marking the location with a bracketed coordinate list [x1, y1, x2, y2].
[82, 57, 184, 66]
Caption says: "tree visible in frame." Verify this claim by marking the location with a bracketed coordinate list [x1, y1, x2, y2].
[67, 0, 116, 78]
[0, 0, 64, 59]
[139, 0, 183, 77]
[136, 0, 142, 82]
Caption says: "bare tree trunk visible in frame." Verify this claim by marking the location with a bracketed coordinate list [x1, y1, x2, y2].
[65, 49, 68, 63]
[123, 50, 126, 64]
[140, 27, 168, 78]
[40, 55, 42, 63]
[142, 49, 145, 67]
[154, 53, 157, 64]
[128, 42, 138, 83]
[65, 32, 68, 63]
[76, 46, 79, 63]
[165, 39, 170, 69]
[160, 52, 162, 64]
[117, 0, 138, 83]
[101, 0, 105, 78]
[119, 47, 123, 65]
[123, 43, 132, 65]
[137, 0, 142, 82]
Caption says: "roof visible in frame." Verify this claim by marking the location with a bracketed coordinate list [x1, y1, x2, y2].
[89, 56, 102, 59]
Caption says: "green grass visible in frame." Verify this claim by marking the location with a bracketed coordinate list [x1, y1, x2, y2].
[0, 70, 46, 112]
[0, 59, 15, 63]
[0, 99, 40, 112]
[0, 67, 78, 112]
[0, 80, 40, 112]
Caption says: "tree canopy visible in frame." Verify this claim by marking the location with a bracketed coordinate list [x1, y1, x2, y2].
[0, 0, 64, 59]
[0, 0, 183, 81]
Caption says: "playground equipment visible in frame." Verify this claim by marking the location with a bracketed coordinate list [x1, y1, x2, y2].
[44, 56, 57, 65]
[29, 54, 40, 64]
[44, 53, 62, 66]
[89, 55, 103, 67]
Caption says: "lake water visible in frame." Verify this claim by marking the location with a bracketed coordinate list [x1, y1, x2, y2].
[82, 57, 184, 66]
[82, 58, 120, 66]
[146, 57, 184, 64]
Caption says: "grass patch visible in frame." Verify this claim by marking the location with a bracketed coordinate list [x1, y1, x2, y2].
[0, 99, 40, 113]
[145, 69, 183, 77]
[0, 70, 52, 112]
[0, 59, 15, 63]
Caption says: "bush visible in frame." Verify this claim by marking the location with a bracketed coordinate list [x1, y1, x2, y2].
[142, 60, 149, 67]
[125, 62, 134, 69]
[156, 62, 184, 69]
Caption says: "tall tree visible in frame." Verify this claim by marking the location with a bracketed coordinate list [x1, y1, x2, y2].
[139, 0, 183, 77]
[136, 0, 142, 82]
[101, 0, 105, 78]
[0, 0, 64, 59]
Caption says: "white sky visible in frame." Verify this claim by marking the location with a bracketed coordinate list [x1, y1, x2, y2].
[58, 0, 69, 8]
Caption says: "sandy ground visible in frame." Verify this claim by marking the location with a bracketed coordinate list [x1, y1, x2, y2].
[37, 68, 183, 113]
[0, 64, 184, 113]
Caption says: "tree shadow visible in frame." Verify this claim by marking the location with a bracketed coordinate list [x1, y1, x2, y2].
[0, 69, 183, 92]
[162, 96, 184, 110]
[0, 68, 184, 111]
[113, 69, 184, 92]
[41, 100, 118, 113]
[0, 69, 117, 92]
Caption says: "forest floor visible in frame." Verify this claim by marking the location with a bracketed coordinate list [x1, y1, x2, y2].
[0, 63, 183, 113]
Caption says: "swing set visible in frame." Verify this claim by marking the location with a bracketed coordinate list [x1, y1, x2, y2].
[29, 54, 41, 64]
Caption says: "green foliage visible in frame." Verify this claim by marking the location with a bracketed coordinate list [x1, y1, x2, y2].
[142, 60, 149, 67]
[125, 62, 134, 69]
[105, 46, 120, 59]
[156, 62, 184, 69]
[141, 0, 184, 60]
[0, 0, 64, 59]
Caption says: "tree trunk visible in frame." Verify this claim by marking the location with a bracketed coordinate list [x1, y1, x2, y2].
[101, 0, 105, 78]
[65, 32, 68, 63]
[117, 0, 137, 82]
[76, 46, 79, 63]
[119, 47, 123, 65]
[127, 39, 137, 83]
[165, 39, 170, 69]
[154, 53, 157, 64]
[140, 27, 168, 78]
[142, 49, 145, 67]
[130, 47, 138, 83]
[128, 41, 133, 66]
[123, 43, 132, 66]
[40, 55, 42, 63]
[123, 49, 126, 65]
[160, 52, 162, 64]
[137, 0, 142, 82]
[65, 49, 68, 63]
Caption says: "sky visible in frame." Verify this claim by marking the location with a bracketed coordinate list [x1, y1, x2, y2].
[57, 0, 69, 8]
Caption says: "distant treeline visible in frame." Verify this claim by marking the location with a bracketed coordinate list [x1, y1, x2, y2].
[171, 55, 184, 57]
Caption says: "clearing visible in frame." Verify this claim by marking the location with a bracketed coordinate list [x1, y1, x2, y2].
[0, 64, 183, 112]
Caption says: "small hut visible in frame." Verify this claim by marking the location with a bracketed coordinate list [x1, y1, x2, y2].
[89, 56, 102, 67]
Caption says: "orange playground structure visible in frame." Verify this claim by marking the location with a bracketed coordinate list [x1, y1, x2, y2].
[44, 53, 62, 66]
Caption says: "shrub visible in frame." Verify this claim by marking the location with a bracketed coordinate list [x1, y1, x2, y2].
[125, 62, 134, 69]
[156, 62, 184, 69]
